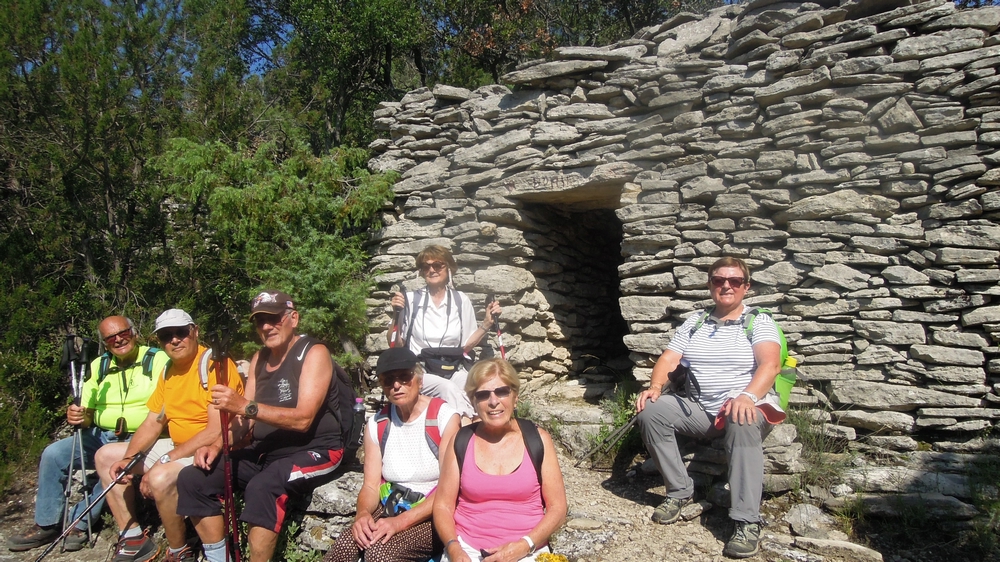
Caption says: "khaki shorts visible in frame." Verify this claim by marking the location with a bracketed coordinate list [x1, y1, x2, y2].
[142, 438, 195, 471]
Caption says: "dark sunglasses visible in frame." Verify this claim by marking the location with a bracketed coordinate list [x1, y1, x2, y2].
[710, 276, 747, 288]
[380, 370, 415, 387]
[419, 261, 447, 273]
[102, 327, 133, 345]
[253, 311, 290, 329]
[473, 386, 512, 402]
[157, 326, 191, 344]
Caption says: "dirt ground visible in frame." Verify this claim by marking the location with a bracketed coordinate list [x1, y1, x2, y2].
[0, 445, 886, 562]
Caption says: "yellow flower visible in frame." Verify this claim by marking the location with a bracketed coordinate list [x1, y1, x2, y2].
[536, 554, 568, 562]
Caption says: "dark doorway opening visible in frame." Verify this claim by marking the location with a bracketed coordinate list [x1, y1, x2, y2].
[520, 203, 631, 393]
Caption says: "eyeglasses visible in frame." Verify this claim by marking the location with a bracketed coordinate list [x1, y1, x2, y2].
[710, 276, 747, 288]
[156, 326, 191, 344]
[380, 370, 415, 387]
[419, 261, 447, 273]
[253, 310, 291, 329]
[102, 328, 133, 345]
[473, 386, 512, 402]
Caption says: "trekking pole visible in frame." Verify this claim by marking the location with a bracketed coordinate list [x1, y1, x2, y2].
[35, 447, 149, 562]
[574, 414, 638, 468]
[494, 311, 506, 360]
[213, 337, 243, 562]
[388, 284, 404, 349]
[60, 335, 93, 550]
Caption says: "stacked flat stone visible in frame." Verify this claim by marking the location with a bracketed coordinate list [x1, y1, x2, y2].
[366, 0, 1000, 463]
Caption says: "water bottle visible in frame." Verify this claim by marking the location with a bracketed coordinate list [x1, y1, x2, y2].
[351, 397, 367, 448]
[775, 357, 797, 410]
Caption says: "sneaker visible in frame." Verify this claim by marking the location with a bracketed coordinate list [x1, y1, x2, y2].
[723, 520, 762, 559]
[651, 495, 693, 525]
[8, 524, 59, 552]
[63, 527, 89, 551]
[163, 544, 198, 562]
[112, 529, 160, 562]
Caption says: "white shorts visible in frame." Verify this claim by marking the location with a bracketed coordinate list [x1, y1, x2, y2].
[441, 535, 550, 562]
[141, 438, 194, 471]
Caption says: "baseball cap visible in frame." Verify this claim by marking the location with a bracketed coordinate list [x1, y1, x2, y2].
[250, 290, 295, 317]
[154, 309, 195, 333]
[376, 347, 418, 375]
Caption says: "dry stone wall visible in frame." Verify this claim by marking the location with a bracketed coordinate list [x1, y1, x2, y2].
[365, 0, 1000, 452]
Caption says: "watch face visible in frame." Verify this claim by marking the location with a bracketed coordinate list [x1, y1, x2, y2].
[245, 402, 258, 418]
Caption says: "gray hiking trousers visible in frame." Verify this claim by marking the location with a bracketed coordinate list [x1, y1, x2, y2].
[637, 393, 771, 523]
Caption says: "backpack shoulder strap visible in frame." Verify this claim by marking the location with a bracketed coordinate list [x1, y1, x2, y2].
[141, 347, 161, 378]
[454, 422, 478, 475]
[424, 397, 445, 459]
[688, 308, 714, 338]
[404, 289, 423, 347]
[742, 306, 769, 338]
[452, 288, 463, 336]
[199, 348, 213, 390]
[516, 418, 545, 486]
[375, 404, 392, 459]
[97, 353, 112, 384]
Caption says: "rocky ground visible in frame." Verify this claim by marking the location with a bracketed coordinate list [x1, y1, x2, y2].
[1, 445, 925, 562]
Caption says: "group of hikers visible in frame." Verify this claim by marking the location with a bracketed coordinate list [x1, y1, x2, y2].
[9, 246, 787, 561]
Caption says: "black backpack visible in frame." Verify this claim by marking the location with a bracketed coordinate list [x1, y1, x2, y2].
[331, 360, 361, 459]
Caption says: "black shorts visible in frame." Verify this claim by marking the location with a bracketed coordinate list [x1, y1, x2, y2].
[177, 447, 344, 532]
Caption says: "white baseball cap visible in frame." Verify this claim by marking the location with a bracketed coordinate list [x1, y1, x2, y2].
[154, 309, 195, 332]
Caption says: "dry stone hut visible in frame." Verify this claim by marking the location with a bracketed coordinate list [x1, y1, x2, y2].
[363, 0, 1000, 463]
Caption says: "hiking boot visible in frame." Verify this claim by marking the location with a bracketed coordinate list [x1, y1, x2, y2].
[163, 544, 198, 562]
[112, 529, 159, 562]
[63, 527, 89, 551]
[651, 495, 693, 525]
[723, 520, 762, 559]
[8, 524, 59, 551]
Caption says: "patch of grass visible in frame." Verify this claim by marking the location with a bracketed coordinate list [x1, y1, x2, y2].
[585, 386, 641, 469]
[515, 397, 533, 420]
[278, 520, 324, 562]
[833, 493, 867, 539]
[964, 455, 1000, 557]
[785, 407, 853, 490]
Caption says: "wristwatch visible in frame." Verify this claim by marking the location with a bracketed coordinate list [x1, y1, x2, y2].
[158, 453, 171, 465]
[244, 401, 259, 419]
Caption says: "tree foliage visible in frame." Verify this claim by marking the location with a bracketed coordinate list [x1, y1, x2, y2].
[154, 136, 394, 352]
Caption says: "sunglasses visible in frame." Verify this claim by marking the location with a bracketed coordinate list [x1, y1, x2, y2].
[419, 261, 447, 273]
[380, 370, 415, 387]
[253, 310, 290, 329]
[473, 386, 512, 402]
[156, 326, 191, 344]
[102, 327, 133, 345]
[710, 276, 747, 288]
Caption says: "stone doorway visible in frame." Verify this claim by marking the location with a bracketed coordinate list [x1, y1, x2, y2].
[516, 202, 632, 399]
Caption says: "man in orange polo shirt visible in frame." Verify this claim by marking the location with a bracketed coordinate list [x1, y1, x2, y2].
[98, 309, 242, 562]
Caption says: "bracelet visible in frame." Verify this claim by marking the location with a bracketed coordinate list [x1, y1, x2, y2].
[522, 535, 536, 554]
[739, 391, 759, 403]
[649, 384, 662, 392]
[444, 539, 459, 550]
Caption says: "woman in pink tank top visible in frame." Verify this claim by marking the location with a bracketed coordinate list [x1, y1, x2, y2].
[434, 359, 567, 562]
